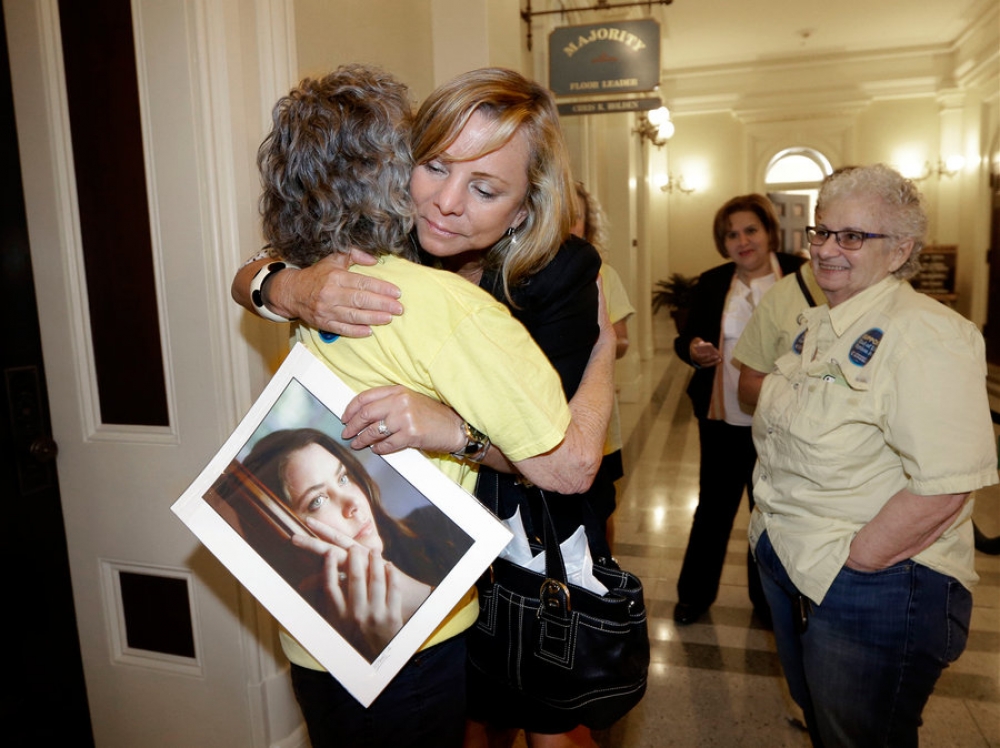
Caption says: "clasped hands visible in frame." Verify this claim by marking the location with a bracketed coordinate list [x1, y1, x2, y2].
[292, 517, 430, 659]
[690, 338, 723, 368]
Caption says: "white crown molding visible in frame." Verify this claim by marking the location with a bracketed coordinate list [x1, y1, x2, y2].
[859, 78, 942, 101]
[660, 6, 998, 116]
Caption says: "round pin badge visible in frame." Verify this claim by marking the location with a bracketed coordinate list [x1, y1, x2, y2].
[849, 328, 883, 366]
[793, 330, 807, 355]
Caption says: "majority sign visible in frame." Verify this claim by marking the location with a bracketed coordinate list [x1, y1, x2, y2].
[549, 19, 661, 97]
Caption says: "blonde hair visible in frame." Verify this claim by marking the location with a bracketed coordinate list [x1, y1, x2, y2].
[574, 181, 608, 253]
[411, 68, 575, 301]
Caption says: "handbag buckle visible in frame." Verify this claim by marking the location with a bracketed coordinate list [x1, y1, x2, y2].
[540, 578, 571, 613]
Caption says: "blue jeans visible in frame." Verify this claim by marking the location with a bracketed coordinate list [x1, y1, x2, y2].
[754, 531, 971, 747]
[290, 635, 466, 748]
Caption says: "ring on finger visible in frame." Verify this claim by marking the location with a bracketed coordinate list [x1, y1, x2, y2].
[377, 418, 390, 436]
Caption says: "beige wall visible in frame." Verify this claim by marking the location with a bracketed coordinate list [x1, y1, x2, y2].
[293, 0, 524, 101]
[294, 0, 436, 99]
[856, 99, 941, 179]
[654, 111, 746, 282]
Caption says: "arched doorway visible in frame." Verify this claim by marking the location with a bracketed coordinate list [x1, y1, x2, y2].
[765, 147, 832, 255]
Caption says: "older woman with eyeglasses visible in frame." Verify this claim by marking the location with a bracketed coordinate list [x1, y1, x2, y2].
[749, 163, 998, 747]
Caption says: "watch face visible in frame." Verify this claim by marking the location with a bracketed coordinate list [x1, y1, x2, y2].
[463, 424, 480, 454]
[452, 423, 487, 458]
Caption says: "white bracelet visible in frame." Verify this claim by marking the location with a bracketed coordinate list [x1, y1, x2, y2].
[250, 260, 299, 323]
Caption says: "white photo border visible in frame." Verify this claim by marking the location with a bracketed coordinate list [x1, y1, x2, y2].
[171, 343, 512, 706]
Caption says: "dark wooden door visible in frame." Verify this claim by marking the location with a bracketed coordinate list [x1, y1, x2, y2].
[0, 6, 93, 744]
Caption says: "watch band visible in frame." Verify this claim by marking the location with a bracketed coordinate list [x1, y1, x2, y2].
[450, 421, 491, 463]
[250, 260, 299, 323]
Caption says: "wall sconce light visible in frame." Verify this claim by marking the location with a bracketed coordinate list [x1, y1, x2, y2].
[657, 173, 695, 195]
[633, 106, 675, 148]
[913, 154, 966, 181]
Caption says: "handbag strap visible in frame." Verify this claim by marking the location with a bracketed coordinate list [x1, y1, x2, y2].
[536, 490, 574, 616]
[795, 266, 818, 308]
[473, 469, 501, 516]
[537, 491, 568, 584]
[477, 475, 573, 603]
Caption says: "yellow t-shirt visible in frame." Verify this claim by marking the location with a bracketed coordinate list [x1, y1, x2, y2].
[599, 264, 634, 456]
[600, 263, 635, 328]
[282, 253, 571, 669]
[749, 277, 999, 604]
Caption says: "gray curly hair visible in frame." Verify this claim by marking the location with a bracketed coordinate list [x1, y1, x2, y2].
[815, 163, 927, 280]
[257, 64, 415, 266]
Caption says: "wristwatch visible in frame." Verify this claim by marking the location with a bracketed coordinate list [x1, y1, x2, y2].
[450, 421, 491, 463]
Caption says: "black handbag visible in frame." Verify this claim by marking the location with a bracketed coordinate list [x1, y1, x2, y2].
[467, 472, 649, 730]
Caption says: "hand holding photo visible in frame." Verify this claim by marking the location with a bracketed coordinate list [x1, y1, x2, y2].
[173, 343, 512, 705]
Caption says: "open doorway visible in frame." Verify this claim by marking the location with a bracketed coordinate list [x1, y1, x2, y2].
[765, 147, 832, 255]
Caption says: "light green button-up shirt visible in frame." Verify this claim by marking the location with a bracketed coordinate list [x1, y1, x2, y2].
[749, 276, 998, 604]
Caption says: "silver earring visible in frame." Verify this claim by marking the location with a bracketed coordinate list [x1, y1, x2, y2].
[506, 226, 518, 245]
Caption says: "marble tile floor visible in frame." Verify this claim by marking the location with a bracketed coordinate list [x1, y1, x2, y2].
[517, 316, 1000, 747]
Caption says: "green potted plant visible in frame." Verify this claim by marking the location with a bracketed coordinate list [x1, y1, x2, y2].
[652, 273, 698, 332]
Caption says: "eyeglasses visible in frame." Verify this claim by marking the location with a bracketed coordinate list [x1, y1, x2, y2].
[805, 226, 892, 250]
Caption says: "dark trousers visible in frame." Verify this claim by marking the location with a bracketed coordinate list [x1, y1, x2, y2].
[676, 418, 766, 613]
[289, 636, 466, 748]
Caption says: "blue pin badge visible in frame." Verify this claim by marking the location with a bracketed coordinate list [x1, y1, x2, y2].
[848, 328, 883, 366]
[793, 330, 807, 355]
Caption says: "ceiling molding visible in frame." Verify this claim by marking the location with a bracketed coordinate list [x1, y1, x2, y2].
[663, 42, 954, 81]
[659, 44, 962, 117]
[731, 100, 872, 126]
[859, 78, 942, 101]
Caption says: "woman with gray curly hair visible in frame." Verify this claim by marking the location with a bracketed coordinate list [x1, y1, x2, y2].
[750, 163, 998, 746]
[257, 67, 416, 267]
